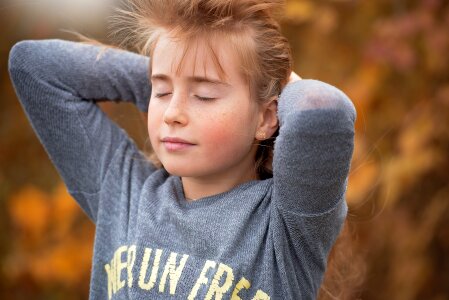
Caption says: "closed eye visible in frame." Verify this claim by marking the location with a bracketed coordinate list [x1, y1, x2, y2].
[195, 95, 216, 101]
[155, 92, 171, 98]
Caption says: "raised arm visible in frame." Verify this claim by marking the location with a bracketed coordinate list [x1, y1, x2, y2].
[8, 39, 155, 222]
[272, 79, 356, 295]
[273, 79, 355, 214]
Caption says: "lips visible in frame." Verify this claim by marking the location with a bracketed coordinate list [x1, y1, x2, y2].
[161, 137, 195, 151]
[161, 137, 194, 144]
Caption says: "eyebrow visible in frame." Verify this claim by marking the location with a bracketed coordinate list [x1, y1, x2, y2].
[151, 74, 230, 87]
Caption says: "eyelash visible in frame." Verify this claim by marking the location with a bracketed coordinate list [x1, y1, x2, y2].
[155, 93, 171, 98]
[195, 96, 216, 101]
[154, 93, 216, 102]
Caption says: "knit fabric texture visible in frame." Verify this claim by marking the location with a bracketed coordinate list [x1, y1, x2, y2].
[8, 39, 356, 300]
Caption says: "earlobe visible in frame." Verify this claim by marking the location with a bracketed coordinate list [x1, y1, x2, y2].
[256, 130, 267, 140]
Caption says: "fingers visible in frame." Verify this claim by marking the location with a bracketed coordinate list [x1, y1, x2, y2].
[289, 71, 302, 83]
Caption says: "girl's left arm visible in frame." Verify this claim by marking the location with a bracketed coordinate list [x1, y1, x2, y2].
[271, 79, 356, 293]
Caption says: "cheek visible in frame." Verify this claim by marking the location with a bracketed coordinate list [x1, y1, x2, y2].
[200, 109, 254, 152]
[147, 102, 163, 142]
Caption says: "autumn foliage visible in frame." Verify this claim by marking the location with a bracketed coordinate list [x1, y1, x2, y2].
[1, 0, 448, 299]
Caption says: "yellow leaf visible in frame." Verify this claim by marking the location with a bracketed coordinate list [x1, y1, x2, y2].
[285, 0, 315, 23]
[8, 186, 50, 236]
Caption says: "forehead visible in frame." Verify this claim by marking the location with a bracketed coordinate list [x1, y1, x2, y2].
[151, 33, 242, 82]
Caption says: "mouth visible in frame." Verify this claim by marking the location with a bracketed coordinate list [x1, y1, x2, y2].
[161, 137, 195, 151]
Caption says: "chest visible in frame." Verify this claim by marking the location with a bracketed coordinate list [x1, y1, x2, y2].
[94, 191, 276, 299]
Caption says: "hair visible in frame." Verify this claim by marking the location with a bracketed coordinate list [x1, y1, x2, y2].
[318, 220, 366, 300]
[106, 0, 292, 179]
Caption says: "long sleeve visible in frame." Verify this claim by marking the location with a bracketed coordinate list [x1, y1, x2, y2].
[8, 39, 156, 222]
[271, 79, 356, 296]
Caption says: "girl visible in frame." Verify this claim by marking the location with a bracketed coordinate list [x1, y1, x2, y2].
[8, 0, 356, 299]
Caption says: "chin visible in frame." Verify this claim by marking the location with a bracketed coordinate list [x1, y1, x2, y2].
[163, 163, 218, 179]
[162, 162, 195, 177]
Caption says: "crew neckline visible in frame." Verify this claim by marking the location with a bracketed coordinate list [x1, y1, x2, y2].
[172, 175, 270, 209]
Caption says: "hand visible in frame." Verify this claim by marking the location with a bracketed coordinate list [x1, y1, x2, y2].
[289, 71, 302, 83]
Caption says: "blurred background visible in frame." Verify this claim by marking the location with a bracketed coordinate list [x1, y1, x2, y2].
[1, 0, 448, 299]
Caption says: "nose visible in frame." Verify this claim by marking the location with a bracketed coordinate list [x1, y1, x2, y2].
[163, 92, 188, 126]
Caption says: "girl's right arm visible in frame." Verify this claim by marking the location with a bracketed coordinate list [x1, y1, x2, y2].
[8, 39, 156, 222]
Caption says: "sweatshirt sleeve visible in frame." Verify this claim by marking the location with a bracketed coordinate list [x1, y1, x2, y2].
[8, 39, 156, 221]
[271, 79, 356, 293]
[273, 79, 356, 215]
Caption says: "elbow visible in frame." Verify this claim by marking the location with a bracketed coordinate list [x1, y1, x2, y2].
[8, 40, 35, 74]
[9, 40, 55, 77]
[278, 79, 357, 126]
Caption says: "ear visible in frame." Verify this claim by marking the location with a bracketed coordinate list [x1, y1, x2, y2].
[255, 96, 279, 140]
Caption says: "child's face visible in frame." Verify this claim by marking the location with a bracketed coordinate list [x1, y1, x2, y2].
[147, 33, 261, 179]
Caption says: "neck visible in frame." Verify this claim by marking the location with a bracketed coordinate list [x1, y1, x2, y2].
[181, 156, 259, 201]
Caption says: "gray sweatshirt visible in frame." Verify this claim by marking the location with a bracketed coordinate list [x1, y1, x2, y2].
[8, 39, 356, 300]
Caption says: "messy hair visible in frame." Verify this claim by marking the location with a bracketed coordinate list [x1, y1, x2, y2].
[108, 0, 293, 179]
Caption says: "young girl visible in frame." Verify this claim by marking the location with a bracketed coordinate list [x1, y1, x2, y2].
[8, 0, 356, 299]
